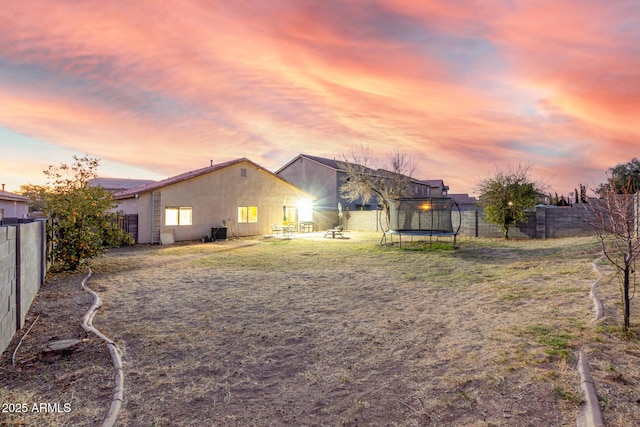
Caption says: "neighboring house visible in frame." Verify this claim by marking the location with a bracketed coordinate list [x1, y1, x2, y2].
[89, 177, 156, 193]
[113, 158, 313, 244]
[418, 179, 449, 197]
[276, 154, 449, 212]
[0, 189, 29, 223]
[449, 193, 478, 211]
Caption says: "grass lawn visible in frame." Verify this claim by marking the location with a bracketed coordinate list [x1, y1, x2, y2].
[2, 233, 639, 426]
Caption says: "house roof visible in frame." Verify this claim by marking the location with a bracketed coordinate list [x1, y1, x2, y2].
[113, 158, 312, 200]
[278, 154, 449, 189]
[90, 177, 156, 191]
[449, 193, 478, 205]
[276, 154, 347, 173]
[277, 153, 385, 176]
[0, 190, 30, 203]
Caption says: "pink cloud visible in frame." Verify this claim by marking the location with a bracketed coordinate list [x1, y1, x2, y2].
[0, 0, 638, 196]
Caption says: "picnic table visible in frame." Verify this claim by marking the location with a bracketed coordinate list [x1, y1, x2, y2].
[272, 224, 295, 237]
[323, 228, 344, 239]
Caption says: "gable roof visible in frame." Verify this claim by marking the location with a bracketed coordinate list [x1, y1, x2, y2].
[90, 177, 156, 191]
[276, 154, 341, 173]
[0, 190, 30, 203]
[113, 158, 311, 200]
[276, 153, 381, 175]
[420, 179, 449, 190]
[277, 154, 451, 193]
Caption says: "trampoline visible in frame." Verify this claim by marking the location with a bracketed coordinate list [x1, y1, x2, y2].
[380, 197, 461, 247]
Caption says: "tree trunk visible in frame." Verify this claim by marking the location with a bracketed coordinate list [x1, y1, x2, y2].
[623, 263, 631, 332]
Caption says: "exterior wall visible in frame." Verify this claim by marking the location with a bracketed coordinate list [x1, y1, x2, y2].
[277, 157, 340, 211]
[0, 200, 28, 220]
[124, 161, 310, 243]
[137, 193, 153, 244]
[114, 197, 139, 216]
[0, 221, 46, 355]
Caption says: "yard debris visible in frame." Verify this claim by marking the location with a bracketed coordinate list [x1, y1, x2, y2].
[42, 339, 85, 354]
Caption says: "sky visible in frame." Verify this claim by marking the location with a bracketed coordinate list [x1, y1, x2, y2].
[1, 0, 639, 197]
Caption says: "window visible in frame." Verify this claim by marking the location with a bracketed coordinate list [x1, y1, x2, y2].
[240, 168, 247, 177]
[165, 207, 192, 226]
[238, 206, 258, 223]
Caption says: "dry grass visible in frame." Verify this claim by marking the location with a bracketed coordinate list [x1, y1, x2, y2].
[2, 232, 639, 426]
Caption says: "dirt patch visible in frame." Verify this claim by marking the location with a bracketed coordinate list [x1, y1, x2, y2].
[2, 233, 639, 426]
[0, 271, 114, 427]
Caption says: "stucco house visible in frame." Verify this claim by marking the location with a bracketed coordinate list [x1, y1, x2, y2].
[113, 158, 314, 244]
[0, 189, 29, 223]
[276, 153, 449, 214]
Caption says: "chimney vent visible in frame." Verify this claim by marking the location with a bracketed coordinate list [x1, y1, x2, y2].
[210, 160, 213, 167]
[1, 184, 4, 192]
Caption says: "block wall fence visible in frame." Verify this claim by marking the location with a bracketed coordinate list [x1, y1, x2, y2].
[0, 220, 47, 355]
[344, 205, 595, 238]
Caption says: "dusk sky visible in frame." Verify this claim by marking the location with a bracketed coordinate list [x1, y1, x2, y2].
[1, 1, 638, 196]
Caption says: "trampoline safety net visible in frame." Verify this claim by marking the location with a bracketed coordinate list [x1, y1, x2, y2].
[388, 197, 454, 233]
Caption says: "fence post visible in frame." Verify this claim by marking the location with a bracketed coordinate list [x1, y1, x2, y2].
[474, 209, 479, 237]
[40, 219, 47, 285]
[536, 206, 547, 239]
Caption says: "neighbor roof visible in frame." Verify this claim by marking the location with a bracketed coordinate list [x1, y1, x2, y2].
[276, 154, 380, 175]
[449, 193, 478, 205]
[90, 177, 157, 191]
[0, 190, 30, 203]
[113, 158, 312, 200]
[420, 179, 449, 190]
[278, 155, 449, 187]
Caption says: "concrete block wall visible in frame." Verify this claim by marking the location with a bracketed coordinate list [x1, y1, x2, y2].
[457, 210, 535, 238]
[0, 226, 17, 355]
[459, 206, 593, 239]
[18, 221, 45, 327]
[0, 221, 46, 355]
[344, 210, 383, 231]
[542, 206, 594, 238]
[342, 205, 594, 239]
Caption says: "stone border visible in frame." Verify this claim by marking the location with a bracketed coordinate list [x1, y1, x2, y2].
[576, 255, 605, 427]
[577, 350, 605, 427]
[81, 268, 124, 427]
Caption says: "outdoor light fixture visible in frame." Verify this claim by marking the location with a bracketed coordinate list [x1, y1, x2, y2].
[296, 198, 314, 222]
[420, 202, 432, 211]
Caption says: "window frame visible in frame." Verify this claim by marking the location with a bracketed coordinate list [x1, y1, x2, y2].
[165, 206, 193, 226]
[238, 206, 258, 223]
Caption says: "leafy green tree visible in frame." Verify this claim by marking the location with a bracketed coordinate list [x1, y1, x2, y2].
[598, 158, 640, 194]
[17, 184, 50, 213]
[477, 163, 543, 239]
[44, 155, 133, 271]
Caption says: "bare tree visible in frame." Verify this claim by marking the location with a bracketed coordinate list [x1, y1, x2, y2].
[583, 176, 640, 331]
[338, 147, 415, 226]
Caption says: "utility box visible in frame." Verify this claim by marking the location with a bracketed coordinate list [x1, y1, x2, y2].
[211, 226, 227, 241]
